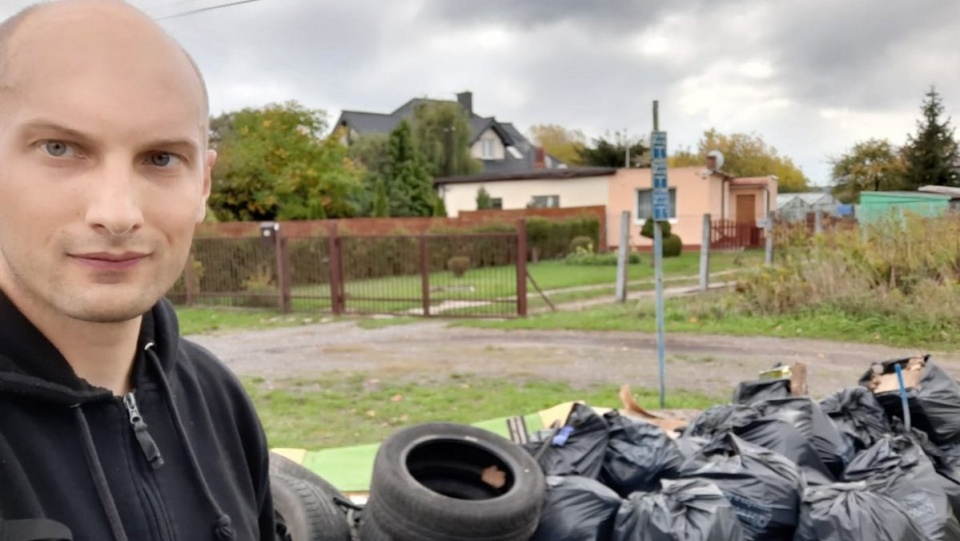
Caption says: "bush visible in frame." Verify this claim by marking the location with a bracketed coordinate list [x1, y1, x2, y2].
[525, 216, 600, 260]
[569, 236, 594, 253]
[663, 234, 683, 257]
[447, 256, 470, 278]
[565, 251, 642, 266]
[641, 218, 672, 239]
[240, 264, 279, 308]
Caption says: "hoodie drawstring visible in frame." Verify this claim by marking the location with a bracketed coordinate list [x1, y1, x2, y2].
[74, 407, 130, 541]
[145, 343, 236, 541]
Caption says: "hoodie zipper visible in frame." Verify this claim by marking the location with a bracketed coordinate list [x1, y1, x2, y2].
[122, 392, 175, 541]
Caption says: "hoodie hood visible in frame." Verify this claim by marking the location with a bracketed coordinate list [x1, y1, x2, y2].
[0, 290, 181, 406]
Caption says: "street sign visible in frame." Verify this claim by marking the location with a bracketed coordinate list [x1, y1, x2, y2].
[651, 130, 669, 219]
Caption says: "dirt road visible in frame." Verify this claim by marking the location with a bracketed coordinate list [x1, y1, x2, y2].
[188, 321, 960, 399]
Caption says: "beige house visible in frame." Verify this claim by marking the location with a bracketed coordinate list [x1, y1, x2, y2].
[436, 162, 778, 250]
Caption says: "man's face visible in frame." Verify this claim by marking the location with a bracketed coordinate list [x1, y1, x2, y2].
[0, 5, 214, 323]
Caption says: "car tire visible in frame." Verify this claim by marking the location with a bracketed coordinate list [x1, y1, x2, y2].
[358, 511, 393, 541]
[365, 422, 545, 541]
[269, 451, 348, 503]
[270, 473, 351, 541]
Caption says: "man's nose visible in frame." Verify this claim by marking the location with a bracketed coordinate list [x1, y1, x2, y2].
[84, 161, 144, 236]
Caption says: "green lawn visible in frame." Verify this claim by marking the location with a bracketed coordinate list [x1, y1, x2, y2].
[177, 250, 757, 315]
[459, 295, 960, 351]
[244, 373, 721, 450]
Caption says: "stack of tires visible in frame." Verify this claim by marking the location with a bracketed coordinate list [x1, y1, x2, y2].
[269, 452, 353, 541]
[270, 422, 546, 541]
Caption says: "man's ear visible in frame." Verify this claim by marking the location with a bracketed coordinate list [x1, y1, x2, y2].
[198, 149, 217, 222]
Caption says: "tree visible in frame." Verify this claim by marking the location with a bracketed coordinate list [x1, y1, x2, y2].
[411, 101, 482, 178]
[383, 120, 440, 217]
[668, 129, 810, 192]
[372, 179, 389, 217]
[577, 132, 649, 168]
[529, 124, 586, 165]
[476, 187, 493, 210]
[209, 101, 364, 221]
[347, 133, 390, 216]
[829, 138, 906, 203]
[901, 86, 960, 189]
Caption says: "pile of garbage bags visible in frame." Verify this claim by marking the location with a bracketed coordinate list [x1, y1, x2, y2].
[522, 355, 960, 541]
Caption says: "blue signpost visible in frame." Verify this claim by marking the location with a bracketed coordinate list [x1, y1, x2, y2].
[651, 115, 668, 408]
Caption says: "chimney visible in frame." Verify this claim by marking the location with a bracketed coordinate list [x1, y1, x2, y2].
[534, 146, 546, 169]
[457, 91, 473, 115]
[706, 155, 717, 171]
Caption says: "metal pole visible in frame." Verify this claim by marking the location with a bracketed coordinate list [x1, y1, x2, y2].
[615, 211, 630, 302]
[765, 214, 774, 266]
[653, 100, 666, 409]
[699, 213, 711, 291]
[516, 219, 528, 317]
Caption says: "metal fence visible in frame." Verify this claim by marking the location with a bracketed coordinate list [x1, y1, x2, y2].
[167, 221, 528, 318]
[710, 219, 765, 250]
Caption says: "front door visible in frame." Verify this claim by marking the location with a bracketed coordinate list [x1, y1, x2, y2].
[736, 194, 756, 224]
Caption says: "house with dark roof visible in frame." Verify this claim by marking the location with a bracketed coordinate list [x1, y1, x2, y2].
[334, 91, 566, 176]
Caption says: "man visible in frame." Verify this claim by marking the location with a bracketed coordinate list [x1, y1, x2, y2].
[0, 1, 274, 539]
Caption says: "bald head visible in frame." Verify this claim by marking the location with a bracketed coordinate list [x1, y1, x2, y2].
[0, 0, 209, 126]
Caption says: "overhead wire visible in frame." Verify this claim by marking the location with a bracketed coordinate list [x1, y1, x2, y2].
[155, 0, 270, 20]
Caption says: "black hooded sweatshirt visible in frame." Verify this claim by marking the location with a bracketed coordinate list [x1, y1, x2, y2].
[0, 291, 274, 541]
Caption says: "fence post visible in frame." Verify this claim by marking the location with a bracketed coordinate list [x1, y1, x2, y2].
[700, 214, 711, 291]
[184, 252, 197, 307]
[765, 214, 774, 266]
[516, 219, 528, 317]
[273, 224, 292, 313]
[815, 210, 823, 234]
[420, 235, 431, 317]
[327, 221, 345, 315]
[615, 211, 630, 303]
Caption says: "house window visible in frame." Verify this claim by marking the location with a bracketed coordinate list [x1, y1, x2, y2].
[636, 188, 677, 220]
[530, 195, 560, 208]
[482, 139, 495, 159]
[491, 198, 503, 210]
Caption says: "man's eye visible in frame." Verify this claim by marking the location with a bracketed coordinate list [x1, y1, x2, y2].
[148, 153, 182, 168]
[41, 140, 75, 157]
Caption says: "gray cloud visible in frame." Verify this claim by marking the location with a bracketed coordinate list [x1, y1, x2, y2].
[3, 0, 959, 183]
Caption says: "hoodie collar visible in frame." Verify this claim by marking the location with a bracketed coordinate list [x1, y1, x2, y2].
[0, 290, 181, 406]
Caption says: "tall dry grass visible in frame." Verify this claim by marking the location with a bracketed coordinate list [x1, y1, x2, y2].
[732, 212, 960, 327]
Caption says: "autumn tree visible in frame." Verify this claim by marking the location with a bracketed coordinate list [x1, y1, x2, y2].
[209, 101, 363, 221]
[829, 139, 906, 203]
[529, 124, 586, 165]
[669, 129, 809, 192]
[411, 101, 482, 178]
[901, 86, 960, 189]
[577, 132, 649, 168]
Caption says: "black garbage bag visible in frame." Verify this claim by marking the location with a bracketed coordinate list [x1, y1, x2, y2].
[675, 436, 710, 462]
[793, 481, 928, 541]
[611, 478, 745, 541]
[820, 386, 892, 451]
[523, 403, 608, 479]
[599, 411, 684, 496]
[859, 355, 960, 445]
[893, 423, 960, 528]
[681, 404, 760, 440]
[530, 475, 622, 541]
[734, 418, 834, 486]
[754, 397, 853, 479]
[843, 435, 960, 541]
[677, 434, 803, 541]
[732, 377, 791, 405]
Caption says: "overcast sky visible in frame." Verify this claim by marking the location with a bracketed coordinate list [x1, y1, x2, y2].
[6, 0, 960, 186]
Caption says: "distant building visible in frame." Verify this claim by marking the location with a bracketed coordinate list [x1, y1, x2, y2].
[775, 191, 840, 222]
[334, 91, 566, 176]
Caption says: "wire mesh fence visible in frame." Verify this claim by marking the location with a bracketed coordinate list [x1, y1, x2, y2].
[167, 226, 526, 318]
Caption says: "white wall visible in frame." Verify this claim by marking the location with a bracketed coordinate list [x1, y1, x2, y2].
[470, 129, 506, 160]
[441, 176, 611, 217]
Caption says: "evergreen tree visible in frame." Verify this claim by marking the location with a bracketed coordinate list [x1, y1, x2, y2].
[901, 86, 960, 188]
[384, 120, 438, 217]
[372, 178, 389, 217]
[476, 187, 492, 210]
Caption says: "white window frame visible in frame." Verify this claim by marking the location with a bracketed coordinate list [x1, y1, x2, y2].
[635, 188, 679, 224]
[482, 139, 495, 159]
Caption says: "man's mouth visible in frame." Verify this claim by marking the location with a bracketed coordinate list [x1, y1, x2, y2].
[69, 252, 149, 270]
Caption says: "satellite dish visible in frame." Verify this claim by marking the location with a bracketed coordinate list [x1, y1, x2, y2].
[707, 150, 725, 171]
